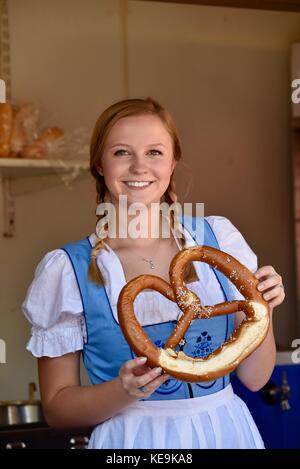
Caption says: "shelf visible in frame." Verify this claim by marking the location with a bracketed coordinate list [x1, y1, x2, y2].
[0, 157, 89, 178]
[0, 158, 90, 238]
[147, 1, 300, 13]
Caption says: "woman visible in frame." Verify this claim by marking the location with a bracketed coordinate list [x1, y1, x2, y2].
[23, 97, 285, 449]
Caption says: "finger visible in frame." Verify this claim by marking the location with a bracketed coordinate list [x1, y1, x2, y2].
[269, 298, 283, 309]
[122, 356, 147, 373]
[254, 266, 276, 280]
[119, 357, 147, 379]
[133, 364, 152, 377]
[135, 366, 163, 389]
[148, 372, 171, 391]
[263, 285, 285, 305]
[268, 297, 282, 309]
[136, 372, 171, 397]
[257, 274, 281, 292]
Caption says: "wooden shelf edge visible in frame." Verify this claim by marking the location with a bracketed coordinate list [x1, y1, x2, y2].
[0, 158, 89, 169]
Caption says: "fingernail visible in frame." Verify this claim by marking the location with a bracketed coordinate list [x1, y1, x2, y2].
[258, 283, 264, 291]
[153, 367, 162, 374]
[138, 357, 147, 363]
[264, 293, 270, 300]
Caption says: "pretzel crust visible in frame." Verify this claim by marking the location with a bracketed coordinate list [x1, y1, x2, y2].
[117, 246, 270, 382]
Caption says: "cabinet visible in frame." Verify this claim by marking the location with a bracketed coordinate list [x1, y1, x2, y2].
[231, 363, 300, 449]
[0, 422, 93, 449]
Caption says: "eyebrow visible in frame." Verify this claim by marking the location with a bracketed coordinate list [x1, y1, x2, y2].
[110, 143, 165, 148]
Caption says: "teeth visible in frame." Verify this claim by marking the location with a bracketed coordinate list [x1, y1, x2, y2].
[125, 181, 152, 187]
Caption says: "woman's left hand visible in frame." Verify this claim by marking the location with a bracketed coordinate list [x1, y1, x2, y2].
[254, 266, 285, 309]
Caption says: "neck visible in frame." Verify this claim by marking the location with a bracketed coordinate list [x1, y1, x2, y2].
[106, 204, 172, 250]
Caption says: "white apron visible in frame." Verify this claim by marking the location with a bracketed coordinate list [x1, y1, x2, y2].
[88, 384, 265, 449]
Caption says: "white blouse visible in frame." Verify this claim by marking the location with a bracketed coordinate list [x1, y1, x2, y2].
[22, 216, 258, 358]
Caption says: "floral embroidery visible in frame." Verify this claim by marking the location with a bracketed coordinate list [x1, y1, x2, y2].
[192, 331, 213, 358]
[154, 339, 164, 349]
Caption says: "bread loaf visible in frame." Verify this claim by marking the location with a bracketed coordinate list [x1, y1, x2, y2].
[22, 127, 64, 159]
[0, 103, 13, 157]
[10, 104, 35, 157]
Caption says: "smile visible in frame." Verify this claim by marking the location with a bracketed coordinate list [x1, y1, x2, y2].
[124, 181, 153, 188]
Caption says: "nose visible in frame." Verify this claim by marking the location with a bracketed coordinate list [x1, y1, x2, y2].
[129, 154, 149, 175]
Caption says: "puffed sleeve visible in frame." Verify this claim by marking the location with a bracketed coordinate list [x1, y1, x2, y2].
[22, 249, 87, 358]
[205, 215, 258, 300]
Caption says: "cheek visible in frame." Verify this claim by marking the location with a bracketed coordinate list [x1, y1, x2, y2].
[153, 159, 174, 176]
[103, 161, 123, 181]
[160, 164, 175, 180]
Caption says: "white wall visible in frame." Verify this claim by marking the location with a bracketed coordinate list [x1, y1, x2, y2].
[126, 1, 300, 350]
[1, 0, 300, 400]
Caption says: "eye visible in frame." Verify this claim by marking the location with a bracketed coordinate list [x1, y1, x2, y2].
[114, 149, 130, 156]
[147, 149, 162, 156]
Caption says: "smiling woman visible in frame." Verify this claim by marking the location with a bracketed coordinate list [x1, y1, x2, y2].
[22, 96, 284, 449]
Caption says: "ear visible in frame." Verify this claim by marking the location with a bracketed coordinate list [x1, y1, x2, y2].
[171, 159, 177, 173]
[97, 165, 104, 176]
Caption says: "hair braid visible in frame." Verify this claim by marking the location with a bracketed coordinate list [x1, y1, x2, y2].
[164, 178, 199, 284]
[88, 189, 108, 285]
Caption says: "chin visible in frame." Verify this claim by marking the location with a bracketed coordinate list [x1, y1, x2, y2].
[126, 193, 162, 206]
[128, 198, 154, 208]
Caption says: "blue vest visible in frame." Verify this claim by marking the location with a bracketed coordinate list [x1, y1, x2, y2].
[61, 216, 235, 400]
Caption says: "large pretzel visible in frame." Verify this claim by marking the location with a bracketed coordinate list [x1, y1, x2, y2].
[117, 246, 270, 382]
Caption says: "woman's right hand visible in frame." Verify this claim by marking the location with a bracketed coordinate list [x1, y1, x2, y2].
[119, 356, 170, 399]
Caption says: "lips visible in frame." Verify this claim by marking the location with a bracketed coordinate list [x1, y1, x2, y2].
[123, 181, 154, 188]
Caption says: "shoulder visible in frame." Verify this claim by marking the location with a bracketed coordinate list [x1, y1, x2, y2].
[22, 248, 82, 329]
[204, 215, 258, 272]
[205, 215, 240, 234]
[34, 234, 94, 275]
[34, 248, 74, 276]
[24, 247, 77, 301]
[22, 246, 86, 357]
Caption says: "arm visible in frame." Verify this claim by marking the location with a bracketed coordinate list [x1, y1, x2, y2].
[235, 308, 276, 391]
[38, 353, 169, 428]
[235, 266, 285, 392]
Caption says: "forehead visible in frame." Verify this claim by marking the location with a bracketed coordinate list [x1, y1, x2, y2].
[106, 114, 172, 146]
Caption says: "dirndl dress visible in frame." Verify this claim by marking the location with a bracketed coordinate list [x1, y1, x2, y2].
[22, 216, 265, 449]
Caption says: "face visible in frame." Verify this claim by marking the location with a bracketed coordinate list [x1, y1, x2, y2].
[98, 114, 177, 208]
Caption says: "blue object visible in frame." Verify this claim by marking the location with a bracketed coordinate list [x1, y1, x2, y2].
[231, 364, 300, 449]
